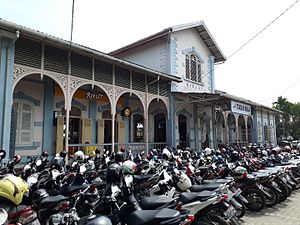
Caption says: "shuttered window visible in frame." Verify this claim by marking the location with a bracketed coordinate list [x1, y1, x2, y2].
[13, 100, 34, 145]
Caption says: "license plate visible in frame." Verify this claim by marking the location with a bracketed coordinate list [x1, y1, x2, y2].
[27, 219, 41, 225]
[234, 188, 242, 196]
[224, 205, 236, 219]
[227, 189, 234, 200]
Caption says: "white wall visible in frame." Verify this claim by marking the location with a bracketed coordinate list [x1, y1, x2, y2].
[116, 40, 168, 74]
[171, 29, 213, 93]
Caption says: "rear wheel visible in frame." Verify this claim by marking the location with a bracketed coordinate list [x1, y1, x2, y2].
[244, 189, 266, 211]
[231, 197, 245, 218]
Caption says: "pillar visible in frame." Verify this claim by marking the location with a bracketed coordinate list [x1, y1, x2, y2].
[0, 30, 18, 159]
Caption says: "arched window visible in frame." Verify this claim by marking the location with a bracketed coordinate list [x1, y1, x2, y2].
[13, 100, 34, 145]
[185, 53, 202, 83]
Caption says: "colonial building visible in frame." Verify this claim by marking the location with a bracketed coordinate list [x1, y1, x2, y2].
[0, 19, 279, 160]
[110, 21, 280, 150]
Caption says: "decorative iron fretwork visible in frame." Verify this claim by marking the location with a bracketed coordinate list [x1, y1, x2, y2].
[13, 66, 32, 81]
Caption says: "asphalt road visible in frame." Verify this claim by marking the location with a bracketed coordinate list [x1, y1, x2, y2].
[240, 189, 300, 225]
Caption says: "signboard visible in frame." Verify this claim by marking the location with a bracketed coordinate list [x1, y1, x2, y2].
[86, 92, 104, 100]
[231, 101, 251, 116]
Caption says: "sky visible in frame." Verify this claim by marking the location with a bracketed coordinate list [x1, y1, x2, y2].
[1, 0, 299, 108]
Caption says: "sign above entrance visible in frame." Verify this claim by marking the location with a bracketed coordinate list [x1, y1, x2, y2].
[86, 92, 104, 100]
[231, 101, 251, 116]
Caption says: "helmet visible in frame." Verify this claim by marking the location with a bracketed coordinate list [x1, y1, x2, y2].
[60, 150, 67, 158]
[83, 215, 112, 225]
[284, 145, 291, 152]
[0, 149, 6, 159]
[95, 148, 101, 155]
[204, 148, 212, 156]
[232, 150, 239, 157]
[232, 166, 248, 179]
[151, 149, 158, 156]
[0, 175, 28, 205]
[42, 150, 49, 158]
[74, 150, 85, 160]
[176, 173, 192, 191]
[32, 189, 49, 205]
[162, 148, 172, 160]
[114, 151, 124, 163]
[13, 155, 22, 164]
[123, 160, 137, 175]
[106, 163, 122, 183]
[262, 150, 268, 157]
[51, 156, 64, 170]
[215, 149, 221, 156]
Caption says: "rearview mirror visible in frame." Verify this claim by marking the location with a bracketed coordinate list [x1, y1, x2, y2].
[0, 208, 8, 225]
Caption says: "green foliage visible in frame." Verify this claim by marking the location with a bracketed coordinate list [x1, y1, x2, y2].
[273, 97, 300, 140]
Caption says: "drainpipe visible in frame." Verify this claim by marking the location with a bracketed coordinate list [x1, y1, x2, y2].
[145, 76, 160, 155]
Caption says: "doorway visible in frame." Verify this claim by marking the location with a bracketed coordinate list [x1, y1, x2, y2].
[178, 114, 188, 148]
[154, 113, 166, 142]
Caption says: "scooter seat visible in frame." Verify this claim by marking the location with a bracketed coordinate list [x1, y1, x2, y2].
[125, 208, 181, 225]
[39, 195, 68, 209]
[64, 184, 89, 195]
[202, 178, 234, 184]
[133, 174, 154, 183]
[179, 190, 217, 204]
[251, 172, 270, 178]
[190, 183, 223, 192]
[140, 195, 173, 210]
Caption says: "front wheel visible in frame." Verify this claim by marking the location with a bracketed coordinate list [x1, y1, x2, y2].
[244, 188, 266, 211]
[263, 185, 278, 207]
[231, 197, 245, 218]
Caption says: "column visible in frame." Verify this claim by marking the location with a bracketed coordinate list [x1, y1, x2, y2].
[42, 77, 54, 154]
[89, 100, 97, 143]
[0, 30, 18, 159]
[193, 102, 199, 150]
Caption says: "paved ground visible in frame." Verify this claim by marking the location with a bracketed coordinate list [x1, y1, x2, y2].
[240, 190, 300, 225]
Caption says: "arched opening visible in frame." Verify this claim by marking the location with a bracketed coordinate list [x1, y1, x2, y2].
[116, 92, 144, 152]
[154, 113, 166, 143]
[227, 113, 236, 145]
[238, 115, 246, 144]
[12, 73, 65, 157]
[178, 114, 188, 149]
[67, 83, 110, 153]
[247, 117, 254, 144]
[62, 106, 81, 144]
[215, 111, 225, 146]
[149, 99, 168, 150]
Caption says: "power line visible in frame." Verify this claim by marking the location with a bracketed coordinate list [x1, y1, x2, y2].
[226, 0, 299, 60]
[201, 0, 299, 80]
[258, 77, 300, 103]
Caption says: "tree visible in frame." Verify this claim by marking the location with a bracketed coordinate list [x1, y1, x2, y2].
[272, 96, 292, 140]
[273, 97, 300, 140]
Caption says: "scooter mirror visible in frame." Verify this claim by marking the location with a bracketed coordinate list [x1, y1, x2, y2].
[0, 208, 8, 225]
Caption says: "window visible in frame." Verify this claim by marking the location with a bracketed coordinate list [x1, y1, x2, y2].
[185, 53, 202, 83]
[13, 100, 34, 145]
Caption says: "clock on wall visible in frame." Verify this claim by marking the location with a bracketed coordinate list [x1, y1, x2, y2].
[122, 107, 132, 117]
